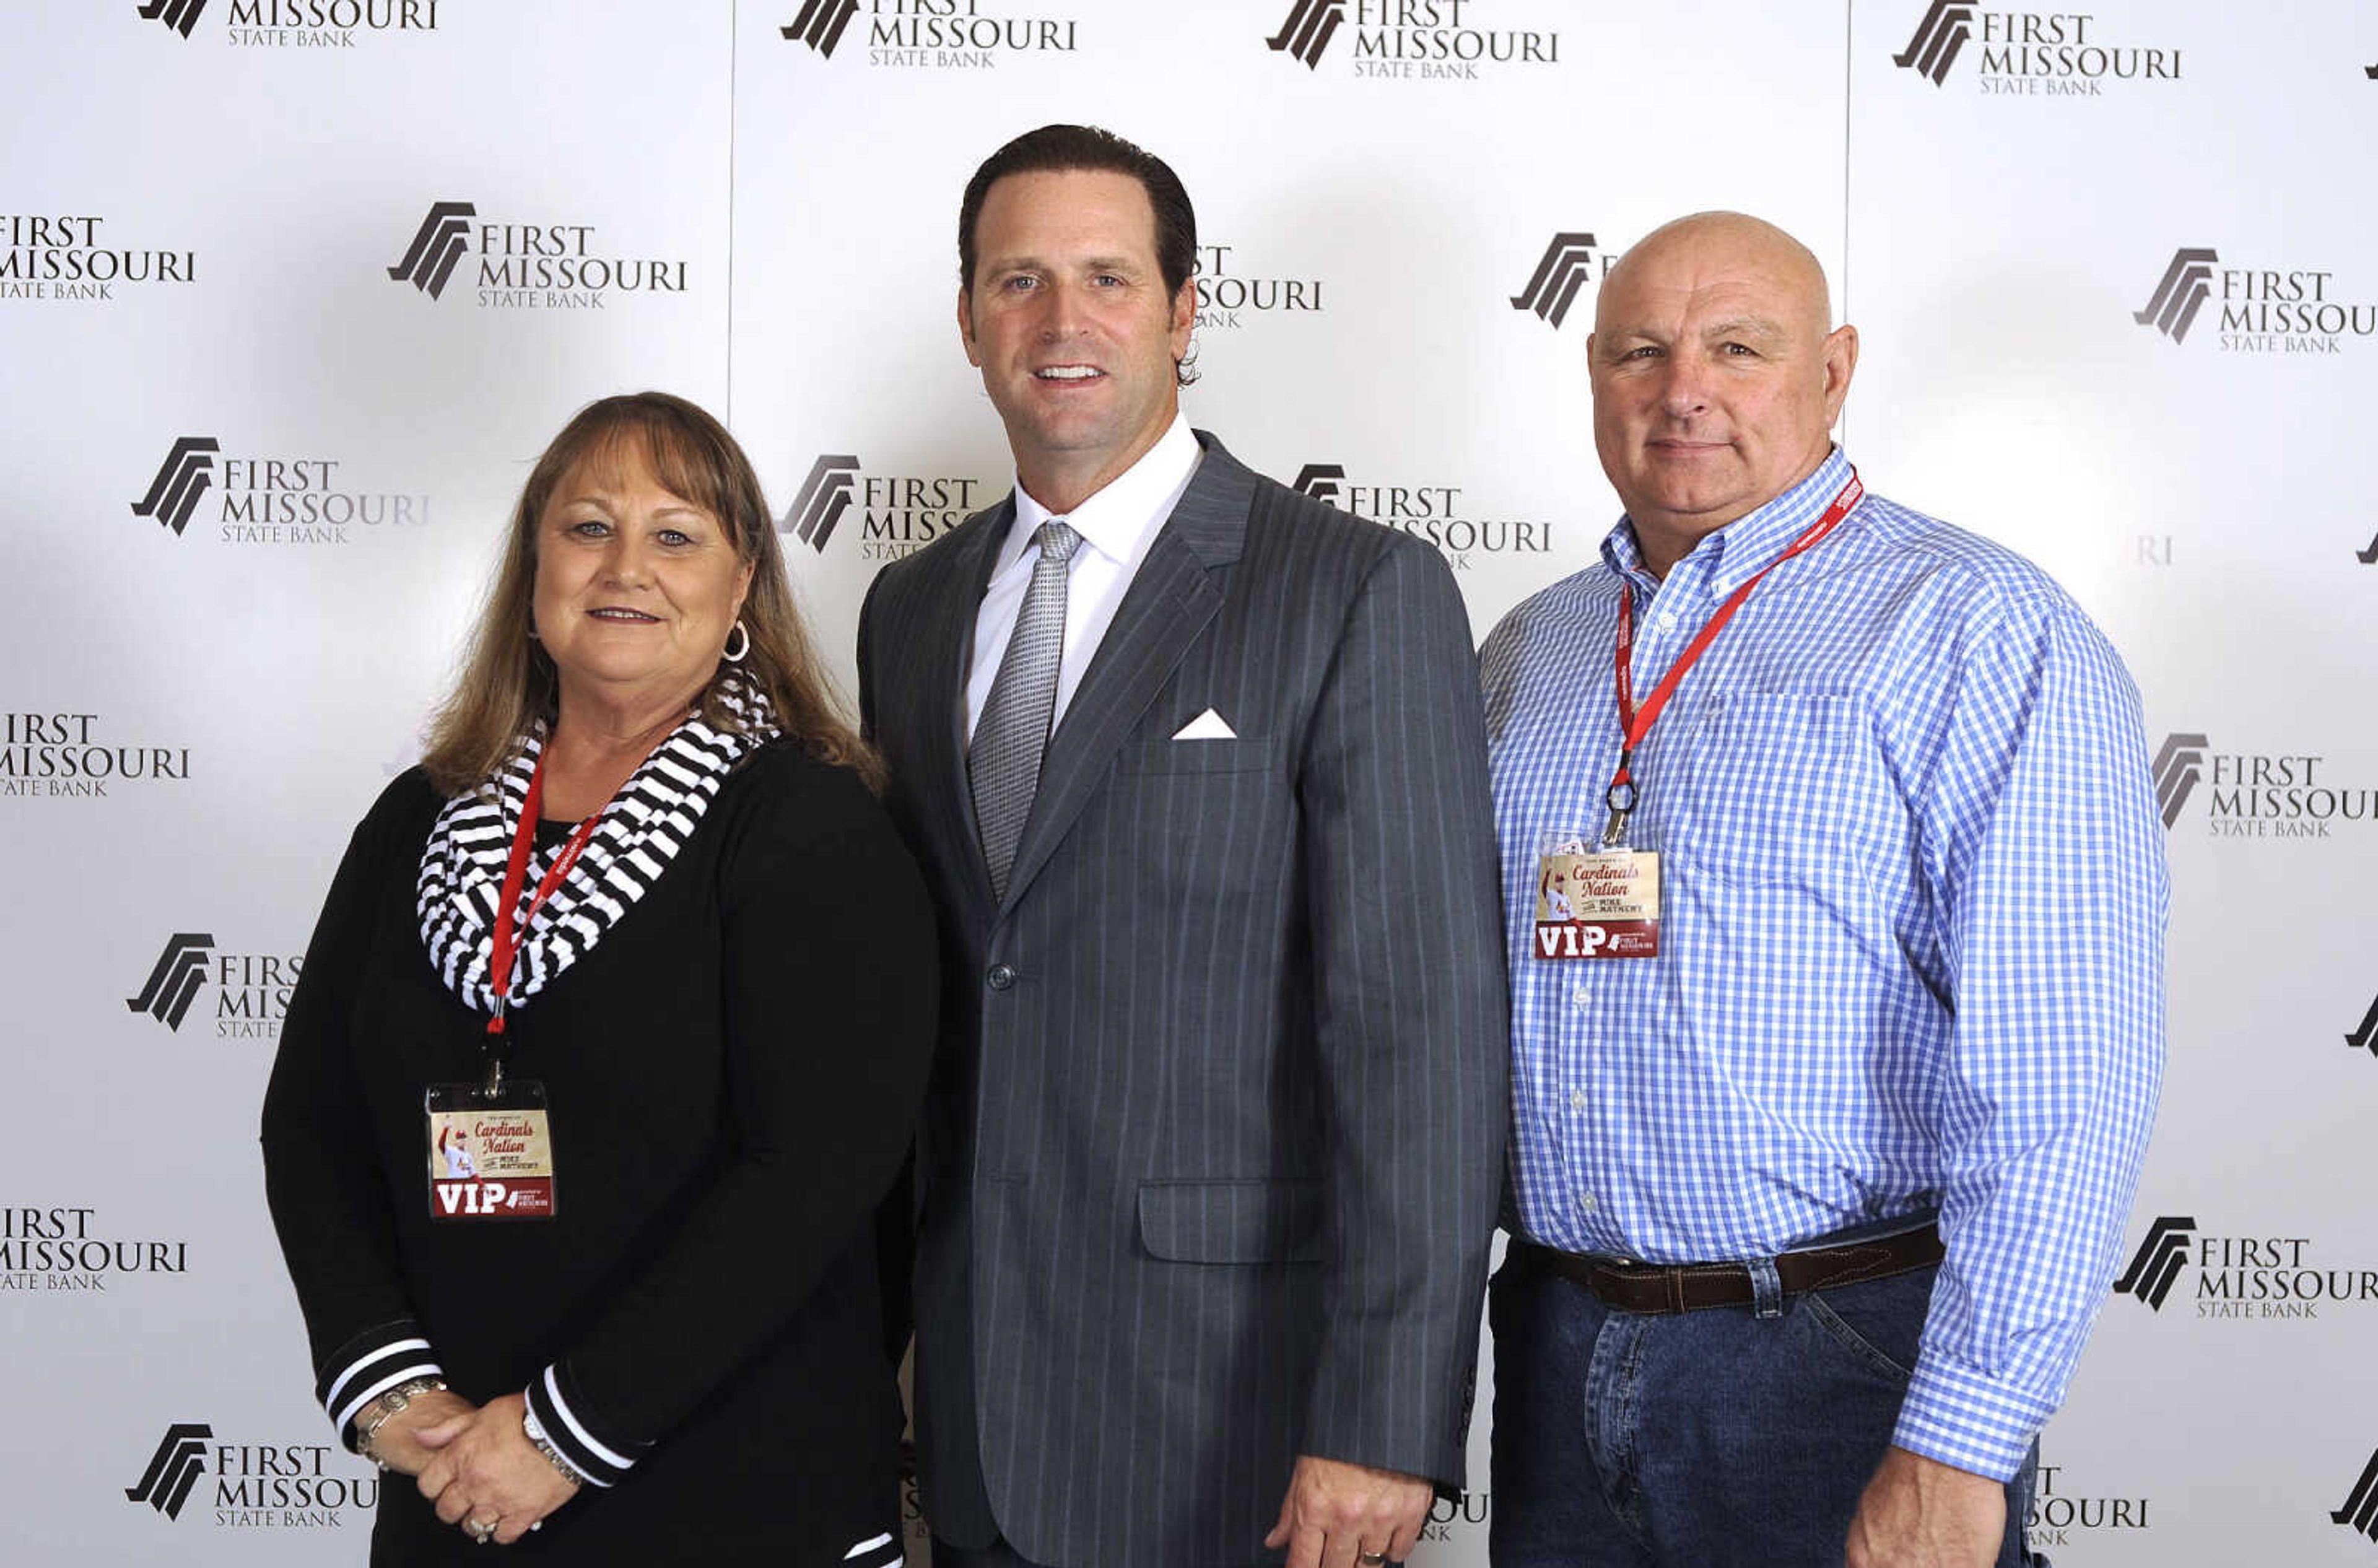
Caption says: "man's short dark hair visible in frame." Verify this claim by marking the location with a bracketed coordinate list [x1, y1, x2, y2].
[957, 123, 1198, 302]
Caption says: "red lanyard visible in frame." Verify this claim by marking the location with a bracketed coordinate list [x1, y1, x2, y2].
[1602, 470, 1863, 846]
[486, 751, 607, 1039]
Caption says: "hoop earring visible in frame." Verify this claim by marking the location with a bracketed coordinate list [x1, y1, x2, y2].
[722, 621, 751, 664]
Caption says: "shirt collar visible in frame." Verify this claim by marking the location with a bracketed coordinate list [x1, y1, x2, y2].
[997, 411, 1201, 575]
[1599, 446, 1858, 595]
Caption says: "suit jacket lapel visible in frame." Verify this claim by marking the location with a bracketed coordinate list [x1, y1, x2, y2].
[998, 434, 1254, 913]
[921, 497, 1014, 916]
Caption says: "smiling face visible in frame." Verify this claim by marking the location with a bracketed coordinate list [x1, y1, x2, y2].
[1588, 214, 1858, 573]
[959, 167, 1195, 514]
[529, 438, 754, 725]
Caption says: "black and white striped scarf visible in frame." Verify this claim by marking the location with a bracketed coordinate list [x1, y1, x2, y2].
[416, 679, 780, 1017]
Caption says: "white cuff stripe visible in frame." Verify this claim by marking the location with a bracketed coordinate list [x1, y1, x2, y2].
[844, 1533, 895, 1559]
[540, 1366, 636, 1471]
[321, 1336, 434, 1413]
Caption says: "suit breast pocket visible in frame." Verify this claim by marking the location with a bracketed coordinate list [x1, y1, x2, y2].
[1114, 738, 1276, 776]
[1094, 739, 1289, 906]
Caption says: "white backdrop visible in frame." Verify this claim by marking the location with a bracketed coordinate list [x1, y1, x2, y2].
[5, 2, 2375, 1564]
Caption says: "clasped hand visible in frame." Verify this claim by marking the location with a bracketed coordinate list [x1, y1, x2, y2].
[404, 1392, 579, 1546]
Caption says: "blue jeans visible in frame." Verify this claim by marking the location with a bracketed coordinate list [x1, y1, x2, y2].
[1488, 1246, 2042, 1567]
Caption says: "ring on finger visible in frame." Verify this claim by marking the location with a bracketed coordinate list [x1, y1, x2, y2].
[467, 1517, 499, 1544]
[1358, 1552, 1389, 1567]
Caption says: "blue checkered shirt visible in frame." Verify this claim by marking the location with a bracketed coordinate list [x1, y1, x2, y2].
[1481, 449, 2167, 1479]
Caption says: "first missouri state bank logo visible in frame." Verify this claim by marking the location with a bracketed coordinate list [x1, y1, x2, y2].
[2135, 245, 2378, 353]
[1889, 1, 2179, 93]
[121, 1422, 378, 1527]
[2348, 996, 2378, 1061]
[1290, 463, 1554, 570]
[2151, 730, 2378, 839]
[779, 454, 986, 561]
[1892, 1, 1972, 84]
[784, 455, 860, 552]
[138, 0, 208, 37]
[137, 0, 440, 45]
[782, 0, 859, 54]
[127, 934, 215, 1032]
[387, 200, 474, 298]
[2111, 1216, 2193, 1310]
[2112, 1215, 2378, 1321]
[386, 201, 687, 308]
[129, 434, 429, 545]
[2134, 249, 2216, 344]
[131, 437, 222, 536]
[1263, 0, 1559, 79]
[1267, 0, 1343, 67]
[1510, 232, 1617, 329]
[2150, 732, 2206, 827]
[2338, 1446, 2378, 1544]
[780, 0, 1079, 66]
[126, 933, 300, 1038]
[126, 1424, 213, 1519]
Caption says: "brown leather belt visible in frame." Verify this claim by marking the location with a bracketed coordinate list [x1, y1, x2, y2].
[1515, 1224, 1943, 1315]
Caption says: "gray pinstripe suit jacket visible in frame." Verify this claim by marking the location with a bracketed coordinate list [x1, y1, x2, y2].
[857, 432, 1507, 1568]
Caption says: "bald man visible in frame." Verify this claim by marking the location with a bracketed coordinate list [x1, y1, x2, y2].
[1478, 214, 2167, 1567]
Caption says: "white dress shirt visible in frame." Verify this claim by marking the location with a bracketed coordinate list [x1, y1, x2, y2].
[965, 412, 1203, 741]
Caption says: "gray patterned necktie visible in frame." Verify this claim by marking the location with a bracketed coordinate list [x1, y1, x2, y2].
[970, 519, 1081, 901]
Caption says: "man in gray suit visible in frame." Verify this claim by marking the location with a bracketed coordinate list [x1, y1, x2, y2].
[856, 124, 1506, 1568]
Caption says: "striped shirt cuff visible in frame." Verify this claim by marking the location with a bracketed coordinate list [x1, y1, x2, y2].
[316, 1321, 445, 1449]
[1892, 1354, 2057, 1482]
[524, 1363, 653, 1489]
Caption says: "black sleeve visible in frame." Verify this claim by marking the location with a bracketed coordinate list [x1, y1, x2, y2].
[856, 574, 920, 1371]
[530, 752, 938, 1474]
[261, 775, 447, 1444]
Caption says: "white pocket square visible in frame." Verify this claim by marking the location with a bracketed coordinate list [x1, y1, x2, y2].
[1171, 708, 1237, 741]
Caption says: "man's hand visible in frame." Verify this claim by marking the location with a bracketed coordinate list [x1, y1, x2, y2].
[1264, 1454, 1432, 1568]
[1845, 1445, 2006, 1568]
[414, 1393, 580, 1546]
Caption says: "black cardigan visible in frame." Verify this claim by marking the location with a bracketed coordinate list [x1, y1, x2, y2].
[262, 741, 935, 1565]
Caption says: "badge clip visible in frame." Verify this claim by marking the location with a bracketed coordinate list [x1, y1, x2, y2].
[1601, 775, 1637, 850]
[482, 997, 510, 1099]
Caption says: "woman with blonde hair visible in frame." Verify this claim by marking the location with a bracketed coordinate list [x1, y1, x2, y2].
[264, 392, 930, 1566]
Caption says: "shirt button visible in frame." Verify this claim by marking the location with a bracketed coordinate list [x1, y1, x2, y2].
[985, 964, 1016, 991]
[1571, 985, 1590, 1008]
[1569, 1090, 1588, 1112]
[1580, 1193, 1600, 1213]
[1656, 611, 1677, 630]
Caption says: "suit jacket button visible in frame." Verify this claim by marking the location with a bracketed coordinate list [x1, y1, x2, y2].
[986, 964, 1016, 991]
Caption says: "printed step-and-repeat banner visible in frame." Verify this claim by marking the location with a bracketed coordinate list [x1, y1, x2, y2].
[4, 2, 2372, 1563]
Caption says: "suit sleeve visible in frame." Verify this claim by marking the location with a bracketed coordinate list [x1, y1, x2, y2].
[1296, 535, 1510, 1489]
[261, 777, 449, 1445]
[525, 757, 939, 1484]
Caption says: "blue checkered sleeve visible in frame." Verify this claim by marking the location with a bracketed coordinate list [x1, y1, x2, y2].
[1890, 585, 2167, 1476]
